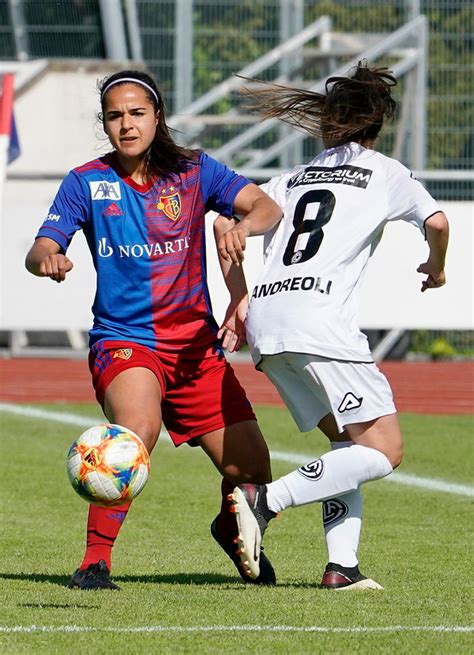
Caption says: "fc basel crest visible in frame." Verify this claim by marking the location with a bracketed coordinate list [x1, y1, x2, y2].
[157, 186, 181, 221]
[112, 348, 133, 361]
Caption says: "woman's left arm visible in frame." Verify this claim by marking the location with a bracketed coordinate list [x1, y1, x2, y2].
[218, 183, 282, 265]
[213, 214, 250, 352]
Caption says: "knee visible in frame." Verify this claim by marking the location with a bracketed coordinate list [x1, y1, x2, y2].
[378, 440, 403, 469]
[123, 421, 161, 454]
[389, 444, 403, 469]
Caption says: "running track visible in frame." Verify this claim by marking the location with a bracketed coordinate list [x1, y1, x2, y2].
[0, 358, 472, 414]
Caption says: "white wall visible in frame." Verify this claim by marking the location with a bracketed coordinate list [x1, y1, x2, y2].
[1, 187, 472, 331]
[1, 70, 472, 331]
[207, 202, 473, 330]
[358, 202, 473, 329]
[8, 69, 109, 176]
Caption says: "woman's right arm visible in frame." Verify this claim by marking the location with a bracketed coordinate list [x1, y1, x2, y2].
[25, 237, 74, 283]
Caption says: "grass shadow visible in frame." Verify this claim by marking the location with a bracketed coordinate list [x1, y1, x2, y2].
[0, 571, 242, 588]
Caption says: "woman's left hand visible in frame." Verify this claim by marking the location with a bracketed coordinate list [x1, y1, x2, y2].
[217, 299, 248, 352]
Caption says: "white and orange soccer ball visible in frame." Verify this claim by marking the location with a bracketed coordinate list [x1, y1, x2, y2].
[66, 424, 150, 506]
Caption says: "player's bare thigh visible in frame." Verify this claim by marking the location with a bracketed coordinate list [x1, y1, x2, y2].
[103, 367, 163, 453]
[344, 413, 403, 468]
[196, 420, 272, 485]
[318, 411, 403, 468]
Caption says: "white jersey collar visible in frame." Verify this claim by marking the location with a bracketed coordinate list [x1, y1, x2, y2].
[310, 142, 372, 167]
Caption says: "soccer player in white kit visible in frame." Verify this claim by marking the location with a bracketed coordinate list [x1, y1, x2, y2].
[217, 62, 449, 589]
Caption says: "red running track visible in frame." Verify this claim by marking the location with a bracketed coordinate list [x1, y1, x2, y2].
[0, 358, 472, 415]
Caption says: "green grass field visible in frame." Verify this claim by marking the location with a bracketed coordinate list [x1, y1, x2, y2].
[0, 403, 472, 654]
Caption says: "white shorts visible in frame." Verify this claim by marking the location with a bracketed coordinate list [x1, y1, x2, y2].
[259, 353, 397, 433]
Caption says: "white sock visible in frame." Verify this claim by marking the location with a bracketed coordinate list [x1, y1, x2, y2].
[266, 444, 392, 512]
[323, 441, 362, 568]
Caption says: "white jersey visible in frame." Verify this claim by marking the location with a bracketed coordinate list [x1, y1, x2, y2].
[247, 143, 440, 364]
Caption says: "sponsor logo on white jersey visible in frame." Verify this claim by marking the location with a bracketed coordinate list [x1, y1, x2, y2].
[288, 165, 373, 189]
[45, 213, 61, 222]
[90, 181, 121, 200]
[97, 236, 190, 258]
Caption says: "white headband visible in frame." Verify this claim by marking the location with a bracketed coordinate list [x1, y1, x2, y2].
[101, 77, 160, 107]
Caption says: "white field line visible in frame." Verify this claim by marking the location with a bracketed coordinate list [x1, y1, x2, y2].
[1, 402, 473, 499]
[0, 624, 472, 634]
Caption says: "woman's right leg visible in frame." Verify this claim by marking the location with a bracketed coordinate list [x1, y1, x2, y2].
[103, 366, 163, 453]
[69, 367, 162, 590]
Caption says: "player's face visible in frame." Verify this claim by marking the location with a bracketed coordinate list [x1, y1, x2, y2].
[103, 84, 159, 162]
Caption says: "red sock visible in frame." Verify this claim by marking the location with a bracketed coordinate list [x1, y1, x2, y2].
[215, 479, 238, 542]
[79, 502, 131, 570]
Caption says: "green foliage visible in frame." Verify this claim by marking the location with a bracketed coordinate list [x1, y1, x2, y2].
[192, 1, 278, 97]
[429, 337, 457, 360]
[1, 1, 472, 169]
[410, 330, 474, 359]
[306, 0, 402, 33]
[0, 403, 472, 653]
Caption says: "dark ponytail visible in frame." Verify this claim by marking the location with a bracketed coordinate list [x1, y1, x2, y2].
[241, 61, 397, 146]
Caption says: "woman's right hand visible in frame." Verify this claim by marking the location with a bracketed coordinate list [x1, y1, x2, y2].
[39, 253, 74, 283]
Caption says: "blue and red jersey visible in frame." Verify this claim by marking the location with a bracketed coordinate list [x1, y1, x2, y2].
[37, 151, 249, 351]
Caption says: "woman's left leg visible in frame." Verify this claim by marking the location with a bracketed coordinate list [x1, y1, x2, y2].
[195, 420, 275, 584]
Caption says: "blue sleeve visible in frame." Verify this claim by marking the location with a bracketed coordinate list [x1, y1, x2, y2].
[199, 152, 251, 215]
[36, 171, 89, 252]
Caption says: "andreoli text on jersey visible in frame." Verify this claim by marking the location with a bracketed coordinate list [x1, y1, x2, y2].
[252, 276, 332, 299]
[287, 165, 373, 189]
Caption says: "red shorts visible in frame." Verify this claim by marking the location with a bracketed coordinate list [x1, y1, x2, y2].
[89, 340, 256, 446]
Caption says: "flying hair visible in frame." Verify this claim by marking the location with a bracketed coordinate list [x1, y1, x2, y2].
[240, 61, 397, 146]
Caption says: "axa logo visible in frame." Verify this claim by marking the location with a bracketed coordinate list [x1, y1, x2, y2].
[97, 236, 190, 258]
[338, 392, 363, 413]
[45, 213, 61, 222]
[90, 181, 121, 200]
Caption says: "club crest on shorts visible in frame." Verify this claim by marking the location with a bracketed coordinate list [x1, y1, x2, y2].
[338, 392, 363, 413]
[322, 498, 349, 525]
[298, 458, 324, 480]
[112, 348, 133, 361]
[157, 186, 181, 221]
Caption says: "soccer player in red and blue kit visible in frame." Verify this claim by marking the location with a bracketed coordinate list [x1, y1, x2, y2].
[25, 69, 282, 589]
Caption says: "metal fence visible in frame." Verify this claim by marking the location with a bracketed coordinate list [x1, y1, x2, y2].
[1, 0, 473, 191]
[1, 1, 472, 357]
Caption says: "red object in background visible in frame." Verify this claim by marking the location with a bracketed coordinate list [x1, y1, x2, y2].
[0, 358, 473, 415]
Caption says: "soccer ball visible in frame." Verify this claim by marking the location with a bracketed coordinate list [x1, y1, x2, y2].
[66, 424, 150, 507]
